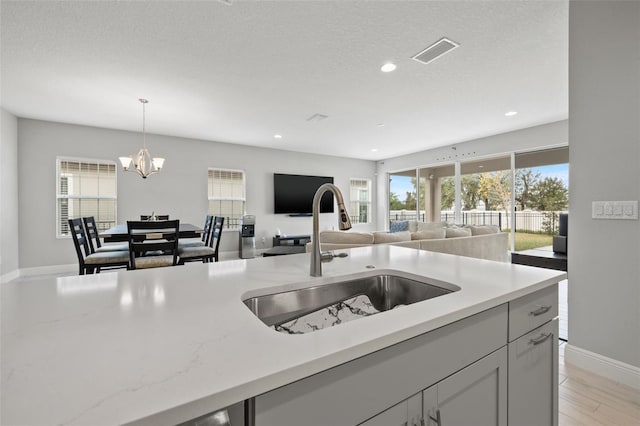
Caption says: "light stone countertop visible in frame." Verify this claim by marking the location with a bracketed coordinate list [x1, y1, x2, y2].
[1, 245, 566, 426]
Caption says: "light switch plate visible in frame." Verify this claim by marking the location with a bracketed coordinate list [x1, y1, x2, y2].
[592, 200, 638, 220]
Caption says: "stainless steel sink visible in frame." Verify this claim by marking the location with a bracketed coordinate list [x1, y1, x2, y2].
[243, 273, 460, 333]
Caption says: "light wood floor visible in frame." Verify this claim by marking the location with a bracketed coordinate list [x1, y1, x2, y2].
[559, 342, 640, 425]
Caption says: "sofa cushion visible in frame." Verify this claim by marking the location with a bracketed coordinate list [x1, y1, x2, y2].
[320, 231, 374, 244]
[411, 228, 446, 240]
[419, 232, 509, 262]
[407, 221, 418, 232]
[468, 225, 500, 236]
[445, 227, 472, 238]
[417, 221, 448, 231]
[389, 220, 409, 233]
[373, 231, 411, 244]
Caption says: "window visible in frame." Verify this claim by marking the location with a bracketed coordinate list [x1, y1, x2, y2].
[57, 158, 117, 237]
[208, 168, 245, 229]
[350, 178, 371, 224]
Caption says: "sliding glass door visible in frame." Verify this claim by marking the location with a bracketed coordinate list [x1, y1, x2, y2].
[389, 170, 421, 223]
[459, 155, 512, 230]
[513, 147, 569, 251]
[387, 147, 568, 249]
[418, 164, 455, 224]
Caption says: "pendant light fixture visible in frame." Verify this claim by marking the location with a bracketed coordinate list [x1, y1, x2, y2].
[119, 99, 165, 179]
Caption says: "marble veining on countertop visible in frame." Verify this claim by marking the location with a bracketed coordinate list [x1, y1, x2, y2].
[1, 245, 565, 426]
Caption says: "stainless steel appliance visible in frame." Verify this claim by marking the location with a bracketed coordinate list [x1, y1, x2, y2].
[239, 215, 256, 259]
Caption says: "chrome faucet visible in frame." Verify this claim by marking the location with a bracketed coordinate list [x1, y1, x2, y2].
[310, 183, 352, 277]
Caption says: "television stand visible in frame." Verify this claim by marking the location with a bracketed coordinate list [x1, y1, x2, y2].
[263, 235, 311, 257]
[272, 235, 311, 247]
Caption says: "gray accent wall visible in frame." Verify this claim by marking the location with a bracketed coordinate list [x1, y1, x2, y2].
[1, 108, 19, 279]
[17, 119, 376, 269]
[568, 1, 640, 368]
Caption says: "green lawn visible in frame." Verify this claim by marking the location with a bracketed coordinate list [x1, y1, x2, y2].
[510, 232, 554, 251]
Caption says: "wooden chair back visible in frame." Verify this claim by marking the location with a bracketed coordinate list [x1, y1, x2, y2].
[68, 218, 91, 272]
[202, 215, 214, 245]
[140, 215, 170, 221]
[209, 216, 225, 262]
[127, 220, 180, 269]
[82, 216, 102, 253]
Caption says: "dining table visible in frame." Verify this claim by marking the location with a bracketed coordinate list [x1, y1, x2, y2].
[100, 223, 204, 243]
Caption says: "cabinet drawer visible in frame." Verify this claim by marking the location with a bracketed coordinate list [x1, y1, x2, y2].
[508, 319, 558, 426]
[509, 285, 557, 341]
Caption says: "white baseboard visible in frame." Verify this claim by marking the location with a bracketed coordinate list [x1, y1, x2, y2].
[19, 263, 77, 278]
[564, 343, 640, 390]
[0, 269, 20, 284]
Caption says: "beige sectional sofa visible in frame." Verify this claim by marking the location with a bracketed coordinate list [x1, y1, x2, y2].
[308, 222, 509, 262]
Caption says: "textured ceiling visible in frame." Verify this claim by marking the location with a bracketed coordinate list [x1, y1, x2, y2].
[0, 0, 568, 160]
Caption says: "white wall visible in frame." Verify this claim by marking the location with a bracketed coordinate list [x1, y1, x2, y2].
[17, 119, 376, 269]
[375, 120, 568, 230]
[568, 1, 639, 369]
[1, 108, 19, 280]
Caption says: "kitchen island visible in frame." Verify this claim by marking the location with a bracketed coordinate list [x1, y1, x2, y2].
[1, 245, 565, 425]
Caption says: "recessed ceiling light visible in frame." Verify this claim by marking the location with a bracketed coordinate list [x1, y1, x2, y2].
[371, 148, 378, 152]
[381, 63, 397, 73]
[505, 111, 518, 117]
[274, 134, 282, 139]
[377, 123, 385, 127]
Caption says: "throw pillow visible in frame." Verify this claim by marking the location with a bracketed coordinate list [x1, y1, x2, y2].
[320, 231, 374, 244]
[373, 231, 411, 244]
[416, 221, 448, 231]
[389, 220, 409, 233]
[445, 227, 472, 238]
[468, 225, 500, 236]
[411, 228, 446, 240]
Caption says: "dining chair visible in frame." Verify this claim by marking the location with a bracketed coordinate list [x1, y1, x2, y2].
[82, 216, 129, 253]
[178, 215, 213, 249]
[68, 218, 129, 275]
[127, 220, 180, 269]
[210, 216, 224, 262]
[140, 214, 170, 221]
[178, 216, 224, 264]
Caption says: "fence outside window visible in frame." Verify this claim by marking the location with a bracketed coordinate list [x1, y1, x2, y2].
[390, 210, 567, 234]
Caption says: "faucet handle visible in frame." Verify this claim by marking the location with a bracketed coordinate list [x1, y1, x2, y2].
[320, 251, 334, 262]
[320, 251, 349, 262]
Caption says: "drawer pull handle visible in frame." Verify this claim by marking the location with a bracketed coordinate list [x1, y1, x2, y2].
[529, 305, 552, 316]
[529, 333, 553, 346]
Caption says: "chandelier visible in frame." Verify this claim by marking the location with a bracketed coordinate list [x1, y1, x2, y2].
[119, 99, 165, 179]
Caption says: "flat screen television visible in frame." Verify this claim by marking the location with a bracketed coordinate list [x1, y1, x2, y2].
[274, 173, 334, 214]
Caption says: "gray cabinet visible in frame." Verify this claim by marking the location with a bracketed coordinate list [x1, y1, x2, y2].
[359, 393, 421, 426]
[423, 347, 508, 426]
[508, 318, 559, 426]
[253, 284, 558, 426]
[256, 305, 508, 426]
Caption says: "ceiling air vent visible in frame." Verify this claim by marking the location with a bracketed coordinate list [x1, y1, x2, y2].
[411, 37, 460, 65]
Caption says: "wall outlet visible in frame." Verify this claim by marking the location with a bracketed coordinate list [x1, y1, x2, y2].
[592, 200, 638, 220]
